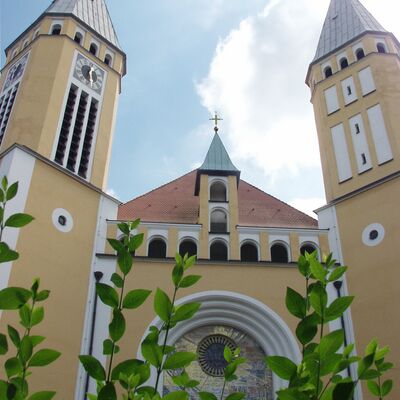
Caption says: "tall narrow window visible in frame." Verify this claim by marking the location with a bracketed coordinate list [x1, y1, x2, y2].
[210, 241, 228, 261]
[355, 123, 360, 134]
[89, 43, 98, 56]
[361, 153, 367, 165]
[324, 67, 333, 78]
[55, 85, 78, 165]
[78, 98, 98, 178]
[104, 54, 113, 66]
[0, 83, 19, 146]
[270, 243, 289, 263]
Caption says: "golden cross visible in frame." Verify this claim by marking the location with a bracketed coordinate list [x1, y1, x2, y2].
[209, 112, 223, 132]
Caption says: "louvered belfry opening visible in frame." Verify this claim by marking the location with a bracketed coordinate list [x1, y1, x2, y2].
[54, 84, 99, 179]
[0, 83, 19, 145]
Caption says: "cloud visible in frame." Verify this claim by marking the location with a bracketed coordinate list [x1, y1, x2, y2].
[196, 0, 330, 187]
[106, 188, 118, 199]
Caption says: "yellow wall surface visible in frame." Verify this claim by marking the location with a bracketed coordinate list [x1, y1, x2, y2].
[0, 159, 102, 397]
[335, 179, 400, 399]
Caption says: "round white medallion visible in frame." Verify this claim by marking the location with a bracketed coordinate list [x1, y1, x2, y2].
[362, 223, 385, 247]
[52, 208, 73, 233]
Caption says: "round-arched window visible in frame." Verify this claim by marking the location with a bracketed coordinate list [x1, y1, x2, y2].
[51, 24, 62, 35]
[210, 209, 227, 233]
[179, 239, 197, 257]
[240, 242, 258, 262]
[210, 181, 227, 202]
[324, 66, 333, 78]
[300, 243, 318, 257]
[104, 54, 113, 66]
[355, 48, 365, 60]
[74, 32, 83, 45]
[271, 243, 289, 263]
[340, 57, 349, 69]
[148, 238, 167, 258]
[210, 241, 228, 261]
[89, 43, 98, 56]
[377, 43, 386, 54]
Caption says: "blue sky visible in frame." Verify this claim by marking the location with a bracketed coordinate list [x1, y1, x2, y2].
[1, 0, 399, 216]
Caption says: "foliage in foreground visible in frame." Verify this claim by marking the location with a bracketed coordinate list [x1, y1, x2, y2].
[266, 252, 394, 400]
[80, 220, 246, 400]
[0, 177, 60, 399]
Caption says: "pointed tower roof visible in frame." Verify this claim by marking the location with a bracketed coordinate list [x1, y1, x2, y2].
[45, 0, 121, 50]
[195, 131, 240, 195]
[312, 0, 386, 63]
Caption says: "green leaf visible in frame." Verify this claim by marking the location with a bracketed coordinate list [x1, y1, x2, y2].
[225, 394, 245, 400]
[79, 355, 106, 381]
[163, 352, 196, 370]
[103, 339, 113, 355]
[325, 296, 354, 322]
[179, 275, 201, 288]
[276, 388, 309, 400]
[111, 359, 149, 385]
[109, 309, 126, 342]
[0, 189, 4, 203]
[309, 282, 327, 316]
[381, 379, 393, 396]
[36, 290, 50, 302]
[122, 289, 152, 309]
[199, 393, 218, 400]
[365, 338, 378, 356]
[154, 288, 172, 323]
[172, 264, 184, 287]
[19, 304, 31, 328]
[224, 346, 232, 362]
[5, 213, 34, 228]
[19, 336, 33, 363]
[96, 283, 119, 308]
[29, 349, 61, 367]
[0, 242, 18, 263]
[318, 329, 344, 359]
[31, 307, 44, 327]
[309, 258, 327, 281]
[5, 357, 22, 378]
[285, 287, 306, 319]
[0, 333, 8, 355]
[296, 313, 319, 345]
[7, 325, 20, 347]
[98, 382, 116, 400]
[171, 302, 200, 323]
[0, 287, 30, 310]
[332, 382, 354, 400]
[141, 331, 162, 368]
[128, 233, 144, 252]
[183, 254, 196, 270]
[162, 391, 188, 400]
[265, 356, 297, 380]
[108, 238, 125, 253]
[30, 336, 45, 347]
[329, 266, 347, 282]
[2, 176, 8, 191]
[118, 223, 130, 235]
[110, 273, 124, 288]
[297, 255, 310, 277]
[6, 183, 18, 201]
[367, 380, 380, 396]
[129, 219, 141, 230]
[375, 345, 389, 361]
[360, 369, 380, 380]
[118, 248, 133, 275]
[28, 391, 56, 400]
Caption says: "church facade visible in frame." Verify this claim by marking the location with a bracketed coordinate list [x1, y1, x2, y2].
[0, 0, 397, 399]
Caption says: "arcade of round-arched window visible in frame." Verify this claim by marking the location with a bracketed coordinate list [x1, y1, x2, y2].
[163, 325, 273, 399]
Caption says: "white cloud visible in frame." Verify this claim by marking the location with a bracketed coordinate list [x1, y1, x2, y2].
[289, 197, 326, 218]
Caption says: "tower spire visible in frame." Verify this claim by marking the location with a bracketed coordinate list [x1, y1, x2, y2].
[312, 0, 386, 64]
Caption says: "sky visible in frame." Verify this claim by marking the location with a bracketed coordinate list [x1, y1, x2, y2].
[1, 0, 400, 217]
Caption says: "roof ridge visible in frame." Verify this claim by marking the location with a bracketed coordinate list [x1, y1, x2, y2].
[240, 179, 318, 222]
[120, 170, 197, 207]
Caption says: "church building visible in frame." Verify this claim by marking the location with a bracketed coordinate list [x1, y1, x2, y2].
[0, 0, 397, 399]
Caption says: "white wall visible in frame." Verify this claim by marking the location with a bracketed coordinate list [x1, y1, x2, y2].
[349, 114, 372, 173]
[331, 123, 352, 182]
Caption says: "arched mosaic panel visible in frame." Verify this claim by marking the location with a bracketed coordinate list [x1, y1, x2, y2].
[163, 325, 273, 399]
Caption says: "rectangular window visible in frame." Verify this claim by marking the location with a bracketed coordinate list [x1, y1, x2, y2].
[358, 67, 376, 96]
[331, 123, 353, 182]
[324, 86, 340, 115]
[0, 83, 19, 146]
[341, 76, 357, 105]
[349, 114, 372, 173]
[367, 104, 393, 164]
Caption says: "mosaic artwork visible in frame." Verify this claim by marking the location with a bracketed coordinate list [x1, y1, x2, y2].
[163, 325, 273, 400]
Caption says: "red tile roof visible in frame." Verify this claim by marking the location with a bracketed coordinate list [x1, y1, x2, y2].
[118, 170, 318, 229]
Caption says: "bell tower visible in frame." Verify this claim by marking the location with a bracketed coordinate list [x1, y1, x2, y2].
[0, 0, 126, 189]
[307, 0, 399, 398]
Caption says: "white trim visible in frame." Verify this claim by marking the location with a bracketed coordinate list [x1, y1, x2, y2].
[75, 194, 118, 399]
[208, 176, 228, 202]
[209, 207, 229, 233]
[147, 233, 168, 257]
[270, 240, 291, 263]
[239, 238, 260, 261]
[362, 223, 385, 247]
[0, 148, 35, 291]
[52, 208, 74, 233]
[138, 291, 300, 398]
[49, 20, 64, 35]
[238, 226, 325, 234]
[208, 236, 230, 260]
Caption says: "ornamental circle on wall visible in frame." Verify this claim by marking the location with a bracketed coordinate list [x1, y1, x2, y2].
[52, 208, 73, 233]
[362, 223, 385, 247]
